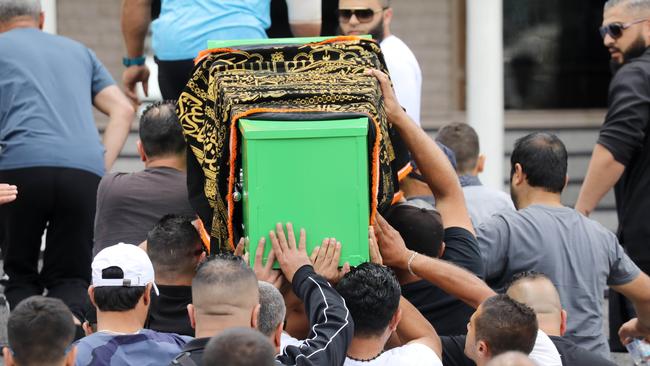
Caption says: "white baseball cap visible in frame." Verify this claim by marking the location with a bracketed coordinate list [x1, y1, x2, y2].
[91, 243, 159, 295]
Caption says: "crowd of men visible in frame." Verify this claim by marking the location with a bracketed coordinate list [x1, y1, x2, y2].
[2, 0, 650, 365]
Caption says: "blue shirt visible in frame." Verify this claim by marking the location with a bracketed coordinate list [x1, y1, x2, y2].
[152, 0, 271, 60]
[74, 329, 192, 366]
[0, 28, 114, 177]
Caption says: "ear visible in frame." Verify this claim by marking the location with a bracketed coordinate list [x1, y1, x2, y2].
[88, 286, 97, 308]
[477, 340, 490, 359]
[82, 321, 94, 336]
[383, 7, 393, 28]
[563, 174, 569, 190]
[64, 346, 77, 366]
[273, 322, 284, 351]
[437, 242, 446, 258]
[388, 307, 402, 333]
[474, 154, 486, 175]
[136, 140, 147, 162]
[560, 309, 567, 336]
[251, 304, 261, 329]
[187, 304, 197, 329]
[143, 283, 152, 306]
[512, 163, 524, 186]
[38, 12, 45, 30]
[3, 347, 15, 366]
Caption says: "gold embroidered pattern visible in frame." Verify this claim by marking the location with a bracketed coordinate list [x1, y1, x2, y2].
[177, 38, 402, 252]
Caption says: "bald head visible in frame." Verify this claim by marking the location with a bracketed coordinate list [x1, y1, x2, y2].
[506, 272, 564, 336]
[486, 351, 536, 366]
[191, 254, 260, 336]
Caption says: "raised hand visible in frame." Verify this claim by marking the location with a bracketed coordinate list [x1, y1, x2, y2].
[310, 238, 350, 284]
[269, 222, 311, 283]
[373, 213, 412, 269]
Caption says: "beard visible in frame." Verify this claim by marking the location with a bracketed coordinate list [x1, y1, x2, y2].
[610, 34, 648, 74]
[510, 181, 521, 210]
[369, 18, 385, 42]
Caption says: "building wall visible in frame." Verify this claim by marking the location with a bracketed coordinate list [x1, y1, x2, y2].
[56, 0, 125, 128]
[387, 0, 457, 127]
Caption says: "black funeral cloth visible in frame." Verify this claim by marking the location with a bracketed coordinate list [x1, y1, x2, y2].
[177, 37, 404, 252]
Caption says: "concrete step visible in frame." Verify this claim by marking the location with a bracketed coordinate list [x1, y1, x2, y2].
[425, 125, 618, 231]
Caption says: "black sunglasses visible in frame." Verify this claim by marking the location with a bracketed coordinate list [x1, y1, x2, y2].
[338, 8, 386, 23]
[599, 18, 648, 39]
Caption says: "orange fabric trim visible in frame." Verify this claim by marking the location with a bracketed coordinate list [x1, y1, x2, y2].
[312, 35, 375, 45]
[193, 218, 211, 255]
[194, 47, 239, 65]
[391, 191, 404, 205]
[194, 37, 375, 65]
[397, 163, 413, 181]
[226, 108, 382, 247]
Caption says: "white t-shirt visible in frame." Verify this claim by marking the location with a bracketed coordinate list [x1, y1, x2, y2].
[344, 342, 442, 366]
[380, 35, 422, 126]
[529, 330, 562, 366]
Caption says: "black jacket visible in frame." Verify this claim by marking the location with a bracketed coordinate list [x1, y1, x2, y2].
[170, 265, 353, 365]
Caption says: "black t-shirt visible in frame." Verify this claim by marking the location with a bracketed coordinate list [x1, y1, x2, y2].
[598, 47, 650, 262]
[146, 285, 194, 337]
[549, 335, 616, 366]
[401, 227, 484, 336]
[441, 335, 475, 366]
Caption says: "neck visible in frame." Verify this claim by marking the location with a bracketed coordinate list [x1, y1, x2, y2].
[537, 316, 561, 337]
[194, 314, 251, 338]
[401, 179, 433, 199]
[347, 335, 387, 360]
[144, 155, 186, 171]
[515, 189, 563, 210]
[0, 18, 39, 33]
[156, 273, 193, 286]
[97, 310, 145, 334]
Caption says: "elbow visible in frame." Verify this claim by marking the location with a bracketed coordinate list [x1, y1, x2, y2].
[114, 102, 136, 126]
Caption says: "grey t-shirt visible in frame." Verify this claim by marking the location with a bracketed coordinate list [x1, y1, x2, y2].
[476, 204, 640, 359]
[93, 167, 195, 255]
[462, 185, 515, 228]
[0, 28, 114, 177]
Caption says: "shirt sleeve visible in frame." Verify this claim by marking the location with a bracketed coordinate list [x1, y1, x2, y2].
[597, 63, 650, 166]
[607, 232, 642, 286]
[87, 48, 115, 98]
[441, 227, 484, 278]
[475, 215, 511, 282]
[277, 265, 353, 366]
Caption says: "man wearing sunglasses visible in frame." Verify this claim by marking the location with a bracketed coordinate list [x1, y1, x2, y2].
[576, 0, 650, 352]
[338, 0, 422, 126]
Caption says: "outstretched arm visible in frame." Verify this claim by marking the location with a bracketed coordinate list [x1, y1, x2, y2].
[367, 69, 473, 234]
[374, 214, 495, 309]
[395, 296, 442, 358]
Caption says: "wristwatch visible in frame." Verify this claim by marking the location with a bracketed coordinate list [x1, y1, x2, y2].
[122, 56, 146, 67]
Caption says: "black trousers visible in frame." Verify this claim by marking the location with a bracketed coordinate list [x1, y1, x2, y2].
[155, 57, 195, 101]
[0, 167, 99, 318]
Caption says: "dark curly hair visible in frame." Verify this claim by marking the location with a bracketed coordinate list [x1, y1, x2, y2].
[335, 262, 401, 337]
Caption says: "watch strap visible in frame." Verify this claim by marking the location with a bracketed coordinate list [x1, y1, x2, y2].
[122, 56, 146, 67]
